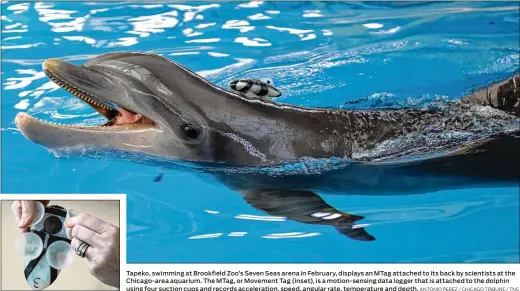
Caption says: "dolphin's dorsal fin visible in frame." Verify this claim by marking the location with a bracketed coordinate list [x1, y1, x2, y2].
[239, 188, 375, 241]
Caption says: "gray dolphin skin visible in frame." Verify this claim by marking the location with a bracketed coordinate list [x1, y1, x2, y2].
[15, 52, 520, 241]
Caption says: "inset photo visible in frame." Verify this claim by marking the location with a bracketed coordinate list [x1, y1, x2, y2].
[1, 195, 125, 290]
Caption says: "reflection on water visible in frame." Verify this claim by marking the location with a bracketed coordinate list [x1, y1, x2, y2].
[188, 231, 321, 240]
[235, 214, 286, 222]
[1, 1, 519, 263]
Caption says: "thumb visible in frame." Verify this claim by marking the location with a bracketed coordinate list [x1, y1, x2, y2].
[64, 212, 84, 228]
[19, 201, 35, 228]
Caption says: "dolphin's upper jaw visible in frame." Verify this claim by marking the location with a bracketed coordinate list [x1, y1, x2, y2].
[17, 59, 157, 132]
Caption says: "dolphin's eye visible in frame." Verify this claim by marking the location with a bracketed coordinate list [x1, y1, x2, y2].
[181, 124, 200, 139]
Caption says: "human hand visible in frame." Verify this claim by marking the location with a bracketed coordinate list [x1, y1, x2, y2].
[10, 200, 49, 232]
[65, 212, 120, 288]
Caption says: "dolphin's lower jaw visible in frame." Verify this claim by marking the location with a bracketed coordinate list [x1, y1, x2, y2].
[15, 112, 161, 151]
[15, 59, 160, 152]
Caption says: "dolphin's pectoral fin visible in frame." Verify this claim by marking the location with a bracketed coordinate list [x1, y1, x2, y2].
[239, 188, 375, 241]
[334, 223, 375, 241]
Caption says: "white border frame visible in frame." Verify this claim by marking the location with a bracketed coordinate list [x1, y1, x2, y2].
[0, 193, 127, 290]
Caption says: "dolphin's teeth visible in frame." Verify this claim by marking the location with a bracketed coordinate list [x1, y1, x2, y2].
[45, 70, 124, 128]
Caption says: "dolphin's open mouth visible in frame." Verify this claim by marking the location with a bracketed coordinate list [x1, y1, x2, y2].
[16, 60, 157, 132]
[42, 68, 156, 130]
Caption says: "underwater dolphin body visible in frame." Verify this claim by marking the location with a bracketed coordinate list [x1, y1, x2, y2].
[15, 52, 520, 241]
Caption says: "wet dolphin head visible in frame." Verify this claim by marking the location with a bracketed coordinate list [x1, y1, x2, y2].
[15, 52, 290, 166]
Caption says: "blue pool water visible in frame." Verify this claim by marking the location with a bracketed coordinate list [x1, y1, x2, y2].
[1, 1, 519, 263]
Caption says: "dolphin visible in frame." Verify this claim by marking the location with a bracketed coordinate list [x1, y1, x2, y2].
[14, 52, 520, 241]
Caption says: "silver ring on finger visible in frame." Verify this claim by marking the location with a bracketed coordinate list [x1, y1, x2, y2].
[77, 242, 88, 258]
[75, 241, 90, 258]
[79, 242, 89, 258]
[74, 242, 83, 256]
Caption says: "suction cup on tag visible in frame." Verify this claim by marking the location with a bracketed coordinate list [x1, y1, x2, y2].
[46, 241, 75, 270]
[65, 209, 80, 239]
[29, 201, 46, 227]
[14, 232, 43, 260]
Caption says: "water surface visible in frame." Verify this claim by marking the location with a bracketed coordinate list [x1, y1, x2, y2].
[1, 1, 519, 263]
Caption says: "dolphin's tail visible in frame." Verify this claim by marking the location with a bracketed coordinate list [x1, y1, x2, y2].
[462, 74, 520, 117]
